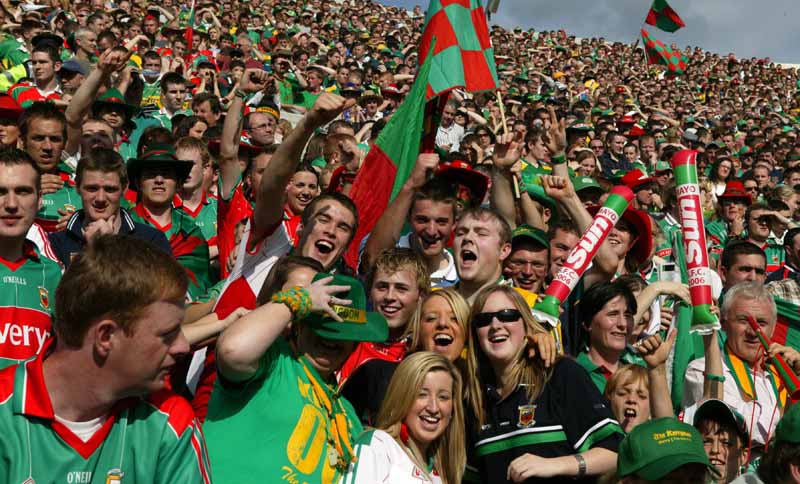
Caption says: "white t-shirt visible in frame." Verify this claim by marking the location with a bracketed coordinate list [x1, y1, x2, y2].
[341, 429, 443, 484]
[54, 414, 106, 443]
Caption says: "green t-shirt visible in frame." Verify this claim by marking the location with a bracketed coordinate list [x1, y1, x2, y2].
[0, 357, 212, 483]
[0, 244, 61, 369]
[37, 182, 81, 232]
[175, 194, 218, 246]
[204, 337, 363, 484]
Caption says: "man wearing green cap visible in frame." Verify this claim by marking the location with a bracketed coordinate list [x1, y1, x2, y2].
[617, 417, 719, 483]
[206, 272, 388, 484]
[504, 224, 549, 294]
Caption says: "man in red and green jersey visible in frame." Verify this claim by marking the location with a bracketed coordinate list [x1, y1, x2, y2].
[128, 144, 213, 301]
[175, 137, 219, 262]
[10, 44, 63, 108]
[20, 102, 81, 232]
[0, 149, 62, 369]
[0, 235, 211, 483]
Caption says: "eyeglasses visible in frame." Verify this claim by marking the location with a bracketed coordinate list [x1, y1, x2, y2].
[473, 309, 523, 328]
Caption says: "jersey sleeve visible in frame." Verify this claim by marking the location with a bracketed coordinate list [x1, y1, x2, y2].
[150, 393, 212, 484]
[340, 430, 391, 484]
[553, 358, 624, 454]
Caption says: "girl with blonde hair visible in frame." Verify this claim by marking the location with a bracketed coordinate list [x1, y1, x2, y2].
[465, 284, 623, 483]
[406, 288, 471, 364]
[341, 352, 465, 484]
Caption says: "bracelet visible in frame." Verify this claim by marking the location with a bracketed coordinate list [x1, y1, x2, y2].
[551, 153, 567, 165]
[704, 372, 726, 382]
[271, 286, 312, 320]
[234, 89, 249, 101]
[573, 453, 587, 479]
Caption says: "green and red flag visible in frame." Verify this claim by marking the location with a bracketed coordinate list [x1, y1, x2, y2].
[641, 28, 688, 75]
[185, 0, 196, 51]
[343, 47, 434, 269]
[774, 297, 800, 350]
[418, 0, 499, 99]
[645, 0, 685, 33]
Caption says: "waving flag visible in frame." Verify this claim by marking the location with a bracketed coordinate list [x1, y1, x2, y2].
[418, 0, 499, 99]
[344, 47, 434, 269]
[645, 0, 685, 33]
[641, 29, 688, 75]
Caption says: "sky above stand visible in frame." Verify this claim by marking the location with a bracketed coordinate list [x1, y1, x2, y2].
[378, 0, 800, 63]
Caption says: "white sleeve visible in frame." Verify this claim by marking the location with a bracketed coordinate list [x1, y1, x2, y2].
[682, 358, 706, 409]
[340, 432, 391, 484]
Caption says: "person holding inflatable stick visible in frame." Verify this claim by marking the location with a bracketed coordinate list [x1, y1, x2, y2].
[671, 150, 720, 334]
[533, 185, 635, 329]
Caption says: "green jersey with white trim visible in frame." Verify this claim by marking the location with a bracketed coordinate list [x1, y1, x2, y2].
[0, 353, 212, 484]
[0, 242, 61, 368]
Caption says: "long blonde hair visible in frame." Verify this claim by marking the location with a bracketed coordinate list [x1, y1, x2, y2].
[375, 352, 466, 484]
[406, 288, 471, 353]
[465, 285, 556, 428]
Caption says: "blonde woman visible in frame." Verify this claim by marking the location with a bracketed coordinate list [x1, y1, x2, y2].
[341, 352, 466, 484]
[465, 285, 623, 483]
[407, 288, 471, 363]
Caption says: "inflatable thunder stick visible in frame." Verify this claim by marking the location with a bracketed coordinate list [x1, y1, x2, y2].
[671, 150, 720, 334]
[746, 315, 800, 400]
[532, 185, 634, 327]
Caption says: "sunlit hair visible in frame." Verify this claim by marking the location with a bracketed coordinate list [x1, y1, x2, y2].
[407, 288, 470, 355]
[375, 352, 465, 484]
[721, 281, 776, 325]
[603, 364, 649, 402]
[367, 247, 430, 301]
[465, 285, 555, 427]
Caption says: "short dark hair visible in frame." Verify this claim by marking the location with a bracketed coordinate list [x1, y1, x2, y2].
[720, 240, 766, 270]
[410, 178, 458, 221]
[0, 148, 41, 193]
[19, 101, 67, 142]
[458, 207, 512, 246]
[76, 148, 128, 189]
[301, 192, 359, 235]
[191, 92, 221, 114]
[55, 235, 187, 347]
[756, 440, 800, 484]
[744, 202, 770, 221]
[160, 72, 186, 94]
[784, 227, 800, 248]
[547, 217, 580, 239]
[32, 44, 60, 64]
[256, 255, 324, 305]
[579, 280, 637, 330]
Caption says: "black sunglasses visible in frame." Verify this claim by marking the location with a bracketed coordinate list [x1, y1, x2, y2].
[473, 309, 523, 328]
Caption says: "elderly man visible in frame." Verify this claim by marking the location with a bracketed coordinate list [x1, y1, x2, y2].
[684, 282, 800, 448]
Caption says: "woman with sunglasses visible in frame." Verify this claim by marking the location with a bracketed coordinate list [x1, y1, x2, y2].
[341, 352, 465, 484]
[465, 285, 622, 483]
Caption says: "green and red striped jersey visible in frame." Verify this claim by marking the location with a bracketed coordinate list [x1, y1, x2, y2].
[37, 171, 82, 233]
[0, 242, 61, 368]
[130, 204, 214, 301]
[0, 353, 212, 484]
[174, 192, 219, 248]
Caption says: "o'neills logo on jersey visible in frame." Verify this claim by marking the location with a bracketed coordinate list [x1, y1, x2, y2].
[565, 215, 612, 269]
[677, 188, 705, 267]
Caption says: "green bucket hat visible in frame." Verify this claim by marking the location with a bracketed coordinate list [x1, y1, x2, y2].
[618, 417, 719, 481]
[126, 143, 194, 190]
[512, 224, 549, 249]
[776, 401, 800, 444]
[92, 88, 138, 120]
[303, 273, 388, 343]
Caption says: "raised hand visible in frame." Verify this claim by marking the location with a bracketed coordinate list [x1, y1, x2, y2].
[307, 276, 352, 322]
[306, 92, 356, 129]
[637, 329, 678, 369]
[238, 68, 270, 94]
[542, 174, 577, 201]
[493, 132, 523, 170]
[406, 152, 440, 190]
[96, 48, 132, 76]
[545, 105, 567, 156]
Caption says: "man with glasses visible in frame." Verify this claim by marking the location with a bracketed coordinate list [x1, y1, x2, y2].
[589, 138, 605, 157]
[745, 202, 785, 273]
[503, 225, 549, 294]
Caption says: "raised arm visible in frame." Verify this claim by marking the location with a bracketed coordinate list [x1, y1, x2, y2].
[362, 152, 439, 269]
[216, 277, 349, 381]
[252, 92, 354, 240]
[64, 48, 131, 156]
[491, 133, 523, 230]
[638, 330, 678, 418]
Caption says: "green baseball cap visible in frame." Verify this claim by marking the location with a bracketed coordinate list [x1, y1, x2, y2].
[654, 160, 672, 173]
[776, 401, 800, 444]
[303, 273, 388, 343]
[618, 417, 719, 480]
[512, 224, 549, 249]
[572, 176, 602, 193]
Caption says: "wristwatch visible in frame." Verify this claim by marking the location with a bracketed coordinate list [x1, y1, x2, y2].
[574, 454, 587, 479]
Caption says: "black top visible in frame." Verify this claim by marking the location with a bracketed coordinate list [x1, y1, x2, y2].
[465, 358, 623, 484]
[340, 358, 398, 426]
[48, 209, 173, 268]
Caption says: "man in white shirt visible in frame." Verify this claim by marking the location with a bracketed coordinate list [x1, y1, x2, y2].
[684, 282, 800, 448]
[435, 101, 464, 153]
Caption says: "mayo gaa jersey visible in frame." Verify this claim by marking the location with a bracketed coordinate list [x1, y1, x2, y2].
[0, 242, 61, 368]
[0, 353, 212, 484]
[37, 172, 81, 233]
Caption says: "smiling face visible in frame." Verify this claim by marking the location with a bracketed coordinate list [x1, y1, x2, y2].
[588, 295, 633, 354]
[609, 376, 650, 433]
[403, 370, 454, 453]
[548, 227, 580, 278]
[297, 199, 356, 271]
[475, 291, 526, 372]
[504, 245, 548, 292]
[453, 213, 510, 285]
[369, 268, 420, 332]
[409, 198, 455, 260]
[286, 171, 319, 215]
[697, 420, 747, 483]
[607, 225, 635, 260]
[419, 294, 466, 362]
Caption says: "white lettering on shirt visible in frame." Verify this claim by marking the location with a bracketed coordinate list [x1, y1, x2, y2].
[66, 471, 93, 483]
[2, 275, 26, 285]
[0, 323, 48, 351]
